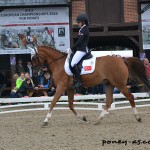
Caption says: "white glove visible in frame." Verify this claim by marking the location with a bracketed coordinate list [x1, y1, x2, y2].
[65, 48, 72, 54]
[66, 48, 72, 62]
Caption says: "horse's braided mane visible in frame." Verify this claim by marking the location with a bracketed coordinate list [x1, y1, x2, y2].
[42, 45, 67, 54]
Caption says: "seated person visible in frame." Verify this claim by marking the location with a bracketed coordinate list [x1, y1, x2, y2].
[32, 69, 38, 86]
[127, 79, 139, 93]
[144, 58, 150, 80]
[25, 72, 35, 87]
[16, 78, 34, 98]
[113, 87, 120, 94]
[37, 65, 48, 85]
[113, 79, 139, 94]
[10, 73, 19, 98]
[38, 72, 51, 96]
[16, 72, 25, 89]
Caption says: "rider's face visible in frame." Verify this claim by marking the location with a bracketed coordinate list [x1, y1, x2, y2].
[77, 22, 82, 28]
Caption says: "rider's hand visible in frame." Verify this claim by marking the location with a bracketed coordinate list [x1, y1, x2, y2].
[65, 48, 72, 54]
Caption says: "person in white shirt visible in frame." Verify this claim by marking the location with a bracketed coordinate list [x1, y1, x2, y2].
[26, 61, 33, 78]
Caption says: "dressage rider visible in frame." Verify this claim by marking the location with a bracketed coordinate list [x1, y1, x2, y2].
[67, 13, 89, 88]
[26, 27, 32, 42]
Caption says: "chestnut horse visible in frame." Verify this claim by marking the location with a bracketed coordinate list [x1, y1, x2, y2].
[32, 46, 150, 127]
[18, 33, 39, 48]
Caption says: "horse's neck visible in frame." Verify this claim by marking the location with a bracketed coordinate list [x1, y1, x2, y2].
[21, 34, 25, 38]
[43, 47, 66, 72]
[47, 47, 64, 59]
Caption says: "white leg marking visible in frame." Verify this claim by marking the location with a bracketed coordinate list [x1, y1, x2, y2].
[132, 107, 141, 122]
[76, 113, 83, 119]
[98, 110, 108, 119]
[132, 107, 138, 115]
[44, 112, 52, 123]
[94, 109, 108, 125]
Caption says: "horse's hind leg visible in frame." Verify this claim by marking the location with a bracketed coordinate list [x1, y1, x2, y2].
[119, 86, 141, 122]
[67, 89, 88, 122]
[95, 83, 114, 125]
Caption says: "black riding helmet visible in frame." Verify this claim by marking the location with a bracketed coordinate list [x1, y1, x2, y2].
[76, 13, 89, 26]
[45, 27, 48, 30]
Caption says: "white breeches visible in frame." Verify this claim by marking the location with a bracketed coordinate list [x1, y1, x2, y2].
[71, 51, 86, 67]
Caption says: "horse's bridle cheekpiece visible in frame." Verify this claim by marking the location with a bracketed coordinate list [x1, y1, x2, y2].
[29, 46, 66, 70]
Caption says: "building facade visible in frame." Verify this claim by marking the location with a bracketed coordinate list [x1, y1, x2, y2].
[72, 0, 143, 57]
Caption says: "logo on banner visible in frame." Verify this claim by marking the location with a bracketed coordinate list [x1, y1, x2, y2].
[84, 66, 92, 71]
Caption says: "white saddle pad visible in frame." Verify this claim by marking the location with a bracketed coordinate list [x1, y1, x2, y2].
[26, 36, 33, 43]
[64, 55, 96, 76]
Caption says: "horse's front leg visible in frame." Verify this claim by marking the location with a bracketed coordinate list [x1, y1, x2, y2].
[42, 87, 63, 127]
[67, 89, 88, 122]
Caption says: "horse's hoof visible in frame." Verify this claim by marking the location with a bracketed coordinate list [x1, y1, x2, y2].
[83, 116, 88, 122]
[137, 117, 142, 122]
[94, 119, 100, 125]
[135, 115, 142, 122]
[41, 122, 49, 128]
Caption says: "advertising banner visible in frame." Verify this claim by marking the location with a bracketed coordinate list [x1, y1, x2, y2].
[141, 4, 150, 50]
[0, 7, 70, 52]
[0, 0, 68, 6]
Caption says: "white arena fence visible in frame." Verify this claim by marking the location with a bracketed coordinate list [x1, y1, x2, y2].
[0, 93, 150, 114]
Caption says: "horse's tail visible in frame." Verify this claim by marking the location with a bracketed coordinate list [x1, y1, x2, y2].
[123, 57, 150, 91]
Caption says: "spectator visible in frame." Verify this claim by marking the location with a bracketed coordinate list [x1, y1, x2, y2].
[16, 78, 34, 98]
[144, 58, 150, 80]
[37, 65, 48, 85]
[10, 73, 19, 98]
[25, 72, 35, 87]
[0, 71, 6, 97]
[25, 61, 33, 78]
[127, 79, 139, 93]
[48, 87, 56, 97]
[113, 79, 139, 94]
[16, 72, 25, 89]
[92, 84, 105, 94]
[32, 69, 38, 86]
[16, 58, 25, 75]
[113, 87, 120, 94]
[38, 72, 51, 96]
[87, 84, 105, 95]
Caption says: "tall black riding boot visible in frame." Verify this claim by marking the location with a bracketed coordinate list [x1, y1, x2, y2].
[72, 65, 82, 89]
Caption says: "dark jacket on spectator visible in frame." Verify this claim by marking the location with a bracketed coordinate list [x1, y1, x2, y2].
[16, 80, 33, 95]
[16, 64, 25, 75]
